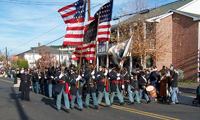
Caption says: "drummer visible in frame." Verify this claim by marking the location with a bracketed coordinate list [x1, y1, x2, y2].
[138, 71, 151, 104]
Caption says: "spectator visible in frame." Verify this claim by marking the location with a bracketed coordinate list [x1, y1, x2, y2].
[158, 70, 168, 103]
[149, 66, 157, 87]
[10, 69, 14, 78]
[170, 67, 179, 104]
[196, 82, 200, 106]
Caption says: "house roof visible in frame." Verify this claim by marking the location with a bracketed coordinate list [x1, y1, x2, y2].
[16, 45, 63, 56]
[111, 0, 193, 30]
[168, 9, 200, 21]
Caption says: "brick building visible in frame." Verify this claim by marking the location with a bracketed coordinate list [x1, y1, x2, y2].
[111, 0, 200, 81]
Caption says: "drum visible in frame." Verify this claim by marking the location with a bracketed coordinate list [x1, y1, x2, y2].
[146, 85, 157, 98]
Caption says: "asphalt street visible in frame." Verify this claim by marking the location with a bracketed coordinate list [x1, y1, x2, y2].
[0, 77, 199, 120]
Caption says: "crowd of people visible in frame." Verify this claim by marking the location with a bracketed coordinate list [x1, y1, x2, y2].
[14, 63, 181, 113]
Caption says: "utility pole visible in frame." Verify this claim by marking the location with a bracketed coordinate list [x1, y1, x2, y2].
[5, 47, 8, 70]
[88, 0, 90, 21]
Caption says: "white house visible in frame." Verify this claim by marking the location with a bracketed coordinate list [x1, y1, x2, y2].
[16, 45, 77, 68]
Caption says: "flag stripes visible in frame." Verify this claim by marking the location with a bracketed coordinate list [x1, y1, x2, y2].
[58, 0, 86, 47]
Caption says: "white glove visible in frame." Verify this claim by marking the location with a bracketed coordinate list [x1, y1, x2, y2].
[91, 70, 95, 75]
[78, 75, 82, 80]
[82, 74, 84, 77]
[20, 70, 24, 74]
[117, 73, 120, 77]
[105, 70, 108, 74]
[131, 77, 133, 79]
[104, 73, 107, 76]
[39, 76, 41, 79]
[92, 76, 95, 79]
[45, 77, 47, 79]
[122, 85, 125, 89]
[51, 76, 54, 79]
[117, 77, 120, 80]
[69, 87, 71, 91]
[59, 74, 63, 79]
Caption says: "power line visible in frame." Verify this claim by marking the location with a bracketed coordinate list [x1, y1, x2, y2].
[44, 35, 65, 46]
[0, 0, 98, 6]
[9, 23, 64, 52]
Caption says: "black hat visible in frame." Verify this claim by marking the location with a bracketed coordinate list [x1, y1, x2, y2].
[70, 64, 75, 68]
[113, 64, 118, 68]
[61, 63, 66, 66]
[73, 67, 78, 71]
[51, 66, 55, 69]
[125, 65, 129, 69]
[131, 72, 137, 76]
[45, 67, 48, 69]
[141, 71, 146, 76]
[102, 65, 106, 68]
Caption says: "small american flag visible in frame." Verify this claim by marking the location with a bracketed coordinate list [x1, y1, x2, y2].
[95, 0, 113, 41]
[58, 0, 86, 47]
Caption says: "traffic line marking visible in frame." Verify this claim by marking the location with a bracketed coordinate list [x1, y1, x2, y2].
[99, 103, 180, 120]
[0, 78, 14, 84]
[111, 105, 180, 120]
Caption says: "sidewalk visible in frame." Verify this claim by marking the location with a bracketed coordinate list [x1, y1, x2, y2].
[177, 84, 198, 106]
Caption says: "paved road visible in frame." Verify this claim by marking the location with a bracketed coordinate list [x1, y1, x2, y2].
[0, 77, 199, 120]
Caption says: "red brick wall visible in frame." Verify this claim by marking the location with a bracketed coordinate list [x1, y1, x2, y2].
[172, 13, 198, 81]
[156, 15, 173, 70]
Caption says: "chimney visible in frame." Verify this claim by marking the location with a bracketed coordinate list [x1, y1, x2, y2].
[38, 42, 41, 47]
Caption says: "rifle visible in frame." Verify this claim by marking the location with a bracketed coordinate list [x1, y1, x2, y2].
[91, 64, 97, 87]
[122, 68, 126, 96]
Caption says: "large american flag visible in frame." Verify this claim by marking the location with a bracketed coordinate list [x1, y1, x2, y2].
[72, 0, 113, 60]
[58, 0, 86, 47]
[72, 17, 96, 60]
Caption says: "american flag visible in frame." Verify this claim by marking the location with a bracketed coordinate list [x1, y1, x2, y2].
[95, 0, 113, 41]
[72, 0, 113, 60]
[72, 17, 97, 60]
[58, 0, 86, 47]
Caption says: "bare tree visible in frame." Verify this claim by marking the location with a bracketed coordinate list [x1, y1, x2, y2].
[35, 49, 58, 70]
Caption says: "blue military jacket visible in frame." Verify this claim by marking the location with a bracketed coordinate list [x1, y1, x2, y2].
[54, 70, 70, 94]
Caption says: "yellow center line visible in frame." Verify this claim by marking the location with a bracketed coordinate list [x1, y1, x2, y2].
[99, 103, 180, 120]
[0, 78, 14, 84]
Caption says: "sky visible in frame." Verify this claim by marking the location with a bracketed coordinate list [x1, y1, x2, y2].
[0, 0, 176, 56]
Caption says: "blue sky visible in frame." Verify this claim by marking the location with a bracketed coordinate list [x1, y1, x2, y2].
[0, 0, 175, 56]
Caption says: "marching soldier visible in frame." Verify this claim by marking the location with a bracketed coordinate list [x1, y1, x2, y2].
[96, 65, 111, 107]
[123, 66, 134, 105]
[130, 73, 141, 104]
[33, 69, 39, 94]
[39, 68, 45, 95]
[69, 67, 85, 111]
[43, 67, 49, 96]
[54, 64, 72, 113]
[18, 68, 31, 101]
[44, 67, 52, 97]
[109, 64, 125, 106]
[139, 71, 151, 104]
[84, 63, 99, 109]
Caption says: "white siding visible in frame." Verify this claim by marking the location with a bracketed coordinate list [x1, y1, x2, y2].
[178, 0, 200, 15]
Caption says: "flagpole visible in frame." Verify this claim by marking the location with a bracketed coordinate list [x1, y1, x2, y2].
[77, 0, 86, 88]
[88, 0, 90, 21]
[91, 8, 102, 86]
[104, 41, 109, 86]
